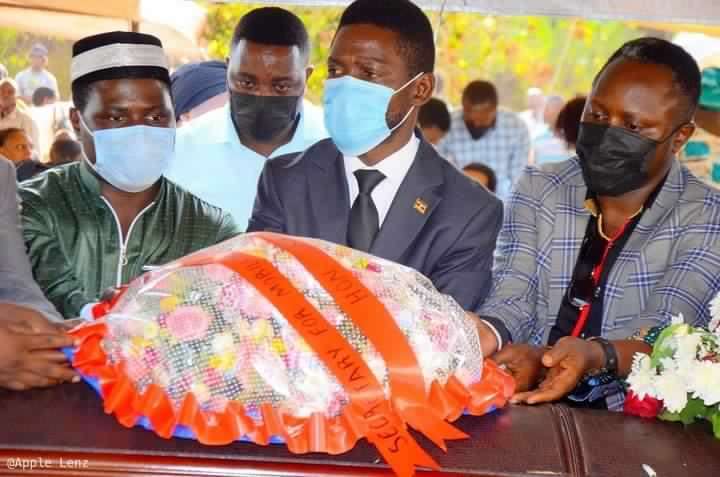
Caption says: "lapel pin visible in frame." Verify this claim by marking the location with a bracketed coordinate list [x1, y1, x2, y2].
[414, 198, 428, 215]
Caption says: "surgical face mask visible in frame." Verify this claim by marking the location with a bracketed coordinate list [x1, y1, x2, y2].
[323, 72, 423, 156]
[229, 92, 301, 142]
[80, 115, 174, 193]
[576, 122, 678, 197]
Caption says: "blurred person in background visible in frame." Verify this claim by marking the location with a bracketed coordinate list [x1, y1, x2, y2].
[0, 64, 8, 81]
[170, 60, 228, 127]
[29, 86, 65, 161]
[418, 97, 450, 145]
[166, 7, 328, 228]
[439, 80, 530, 198]
[15, 44, 59, 105]
[31, 87, 56, 108]
[0, 79, 39, 151]
[47, 130, 82, 167]
[681, 67, 720, 183]
[0, 127, 46, 182]
[462, 162, 497, 193]
[532, 95, 570, 165]
[519, 87, 546, 137]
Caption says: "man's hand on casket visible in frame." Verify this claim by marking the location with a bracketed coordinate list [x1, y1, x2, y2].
[510, 337, 605, 405]
[493, 344, 546, 394]
[0, 304, 78, 391]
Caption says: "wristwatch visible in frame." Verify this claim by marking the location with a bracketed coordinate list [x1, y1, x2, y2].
[587, 337, 619, 376]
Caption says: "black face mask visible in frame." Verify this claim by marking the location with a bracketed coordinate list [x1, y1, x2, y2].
[229, 92, 300, 143]
[576, 122, 675, 197]
[465, 120, 494, 140]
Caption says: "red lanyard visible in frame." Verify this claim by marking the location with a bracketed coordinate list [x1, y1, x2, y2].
[570, 216, 633, 338]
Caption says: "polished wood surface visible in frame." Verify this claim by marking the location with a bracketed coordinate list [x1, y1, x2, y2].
[0, 383, 718, 476]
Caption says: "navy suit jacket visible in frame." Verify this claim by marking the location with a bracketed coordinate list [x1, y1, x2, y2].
[248, 138, 503, 310]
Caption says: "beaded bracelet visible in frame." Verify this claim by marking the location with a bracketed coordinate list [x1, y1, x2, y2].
[642, 325, 665, 347]
[631, 325, 666, 347]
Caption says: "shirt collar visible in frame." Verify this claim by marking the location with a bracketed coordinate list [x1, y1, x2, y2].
[344, 134, 420, 183]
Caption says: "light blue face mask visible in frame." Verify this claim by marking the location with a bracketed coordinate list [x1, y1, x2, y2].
[80, 115, 175, 193]
[323, 72, 423, 156]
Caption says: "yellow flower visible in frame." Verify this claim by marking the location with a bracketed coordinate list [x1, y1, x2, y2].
[252, 320, 270, 342]
[159, 296, 179, 313]
[353, 258, 369, 269]
[131, 336, 151, 349]
[143, 322, 159, 340]
[271, 337, 286, 354]
[209, 353, 235, 371]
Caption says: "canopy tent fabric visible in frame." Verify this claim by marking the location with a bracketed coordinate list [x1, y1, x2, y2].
[216, 0, 720, 25]
[0, 0, 207, 62]
[0, 0, 143, 21]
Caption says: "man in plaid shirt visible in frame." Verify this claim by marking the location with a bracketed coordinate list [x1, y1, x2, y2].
[438, 80, 530, 198]
[472, 38, 720, 406]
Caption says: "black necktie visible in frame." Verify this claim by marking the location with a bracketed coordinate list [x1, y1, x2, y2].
[347, 169, 386, 252]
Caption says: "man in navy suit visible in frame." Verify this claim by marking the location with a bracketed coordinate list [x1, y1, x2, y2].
[248, 0, 503, 313]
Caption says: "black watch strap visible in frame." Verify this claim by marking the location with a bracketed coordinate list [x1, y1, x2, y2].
[588, 337, 619, 375]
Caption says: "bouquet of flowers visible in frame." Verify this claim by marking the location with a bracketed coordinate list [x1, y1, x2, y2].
[624, 303, 720, 437]
[69, 232, 514, 477]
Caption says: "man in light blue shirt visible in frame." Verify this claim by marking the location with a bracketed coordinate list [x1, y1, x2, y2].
[166, 7, 327, 228]
[438, 80, 530, 199]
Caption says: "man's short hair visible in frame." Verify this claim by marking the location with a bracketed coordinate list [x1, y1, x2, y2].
[50, 138, 83, 164]
[0, 127, 24, 147]
[419, 98, 450, 132]
[32, 87, 56, 107]
[597, 37, 701, 118]
[463, 162, 497, 192]
[462, 80, 498, 106]
[231, 7, 310, 61]
[337, 0, 435, 78]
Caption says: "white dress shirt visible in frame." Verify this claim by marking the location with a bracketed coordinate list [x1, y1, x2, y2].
[343, 135, 419, 227]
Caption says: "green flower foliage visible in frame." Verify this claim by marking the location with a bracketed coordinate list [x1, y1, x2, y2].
[205, 3, 654, 108]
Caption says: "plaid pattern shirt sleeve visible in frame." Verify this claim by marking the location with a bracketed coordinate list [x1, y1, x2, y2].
[477, 166, 542, 343]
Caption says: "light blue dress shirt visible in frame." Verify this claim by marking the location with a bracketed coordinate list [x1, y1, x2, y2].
[166, 100, 328, 229]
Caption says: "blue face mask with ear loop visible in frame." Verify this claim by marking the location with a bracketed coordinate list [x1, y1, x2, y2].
[78, 114, 175, 193]
[323, 72, 424, 156]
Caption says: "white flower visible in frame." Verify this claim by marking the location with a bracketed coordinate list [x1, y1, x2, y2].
[673, 333, 702, 367]
[626, 353, 657, 400]
[653, 369, 688, 413]
[671, 314, 686, 326]
[686, 360, 720, 406]
[710, 292, 720, 334]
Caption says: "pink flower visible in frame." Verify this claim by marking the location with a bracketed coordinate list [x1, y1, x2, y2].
[166, 306, 212, 341]
[217, 282, 276, 317]
[624, 391, 664, 419]
[205, 264, 236, 283]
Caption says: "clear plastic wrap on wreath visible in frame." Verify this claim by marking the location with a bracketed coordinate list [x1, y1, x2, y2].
[70, 232, 514, 477]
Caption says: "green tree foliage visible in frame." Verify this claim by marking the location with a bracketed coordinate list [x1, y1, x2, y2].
[206, 4, 655, 109]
